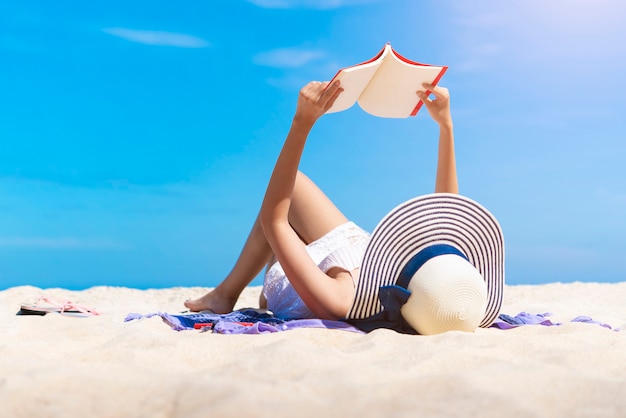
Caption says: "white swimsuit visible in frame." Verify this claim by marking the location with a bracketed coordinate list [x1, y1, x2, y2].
[262, 221, 371, 319]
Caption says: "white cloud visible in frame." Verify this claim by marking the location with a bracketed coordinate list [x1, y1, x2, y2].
[248, 0, 376, 9]
[0, 237, 128, 250]
[253, 47, 325, 68]
[103, 28, 209, 48]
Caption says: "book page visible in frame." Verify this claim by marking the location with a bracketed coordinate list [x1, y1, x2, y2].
[358, 55, 446, 118]
[325, 47, 389, 114]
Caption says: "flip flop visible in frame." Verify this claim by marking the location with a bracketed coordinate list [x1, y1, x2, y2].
[19, 297, 100, 318]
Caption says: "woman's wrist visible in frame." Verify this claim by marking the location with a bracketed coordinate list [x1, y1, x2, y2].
[438, 119, 454, 132]
[292, 114, 317, 130]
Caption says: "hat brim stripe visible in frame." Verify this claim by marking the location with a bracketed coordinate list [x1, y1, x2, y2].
[347, 194, 504, 327]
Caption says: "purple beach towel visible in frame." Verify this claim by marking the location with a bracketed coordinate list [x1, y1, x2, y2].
[125, 309, 620, 334]
[491, 312, 620, 332]
[124, 309, 365, 334]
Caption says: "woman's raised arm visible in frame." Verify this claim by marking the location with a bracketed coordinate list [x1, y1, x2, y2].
[259, 81, 353, 319]
[417, 83, 459, 194]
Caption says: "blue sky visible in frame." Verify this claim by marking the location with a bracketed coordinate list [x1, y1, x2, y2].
[1, 0, 625, 290]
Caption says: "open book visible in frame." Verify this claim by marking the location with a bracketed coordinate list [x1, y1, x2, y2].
[325, 43, 447, 118]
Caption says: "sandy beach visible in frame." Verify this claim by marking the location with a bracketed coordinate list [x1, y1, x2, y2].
[1, 282, 625, 417]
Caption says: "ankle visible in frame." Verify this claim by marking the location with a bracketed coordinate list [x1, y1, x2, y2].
[212, 285, 239, 306]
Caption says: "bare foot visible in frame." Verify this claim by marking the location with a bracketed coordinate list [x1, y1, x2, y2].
[184, 289, 237, 313]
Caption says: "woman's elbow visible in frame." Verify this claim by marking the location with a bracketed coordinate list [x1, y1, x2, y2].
[311, 288, 352, 320]
[312, 304, 348, 321]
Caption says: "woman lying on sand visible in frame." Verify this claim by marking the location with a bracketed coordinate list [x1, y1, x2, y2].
[185, 81, 504, 335]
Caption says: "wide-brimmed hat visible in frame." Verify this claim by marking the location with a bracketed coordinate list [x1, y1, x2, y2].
[345, 193, 504, 334]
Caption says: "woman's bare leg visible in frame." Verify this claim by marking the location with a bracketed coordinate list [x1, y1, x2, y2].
[184, 214, 273, 312]
[288, 172, 349, 244]
[184, 171, 348, 313]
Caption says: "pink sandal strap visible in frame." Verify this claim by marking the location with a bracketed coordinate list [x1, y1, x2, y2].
[39, 297, 100, 316]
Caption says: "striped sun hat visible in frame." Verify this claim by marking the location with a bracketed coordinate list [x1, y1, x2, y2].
[345, 193, 504, 333]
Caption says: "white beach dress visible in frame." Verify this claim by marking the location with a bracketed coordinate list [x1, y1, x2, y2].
[262, 221, 370, 319]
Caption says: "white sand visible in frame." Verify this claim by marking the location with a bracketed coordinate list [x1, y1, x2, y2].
[1, 282, 625, 417]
